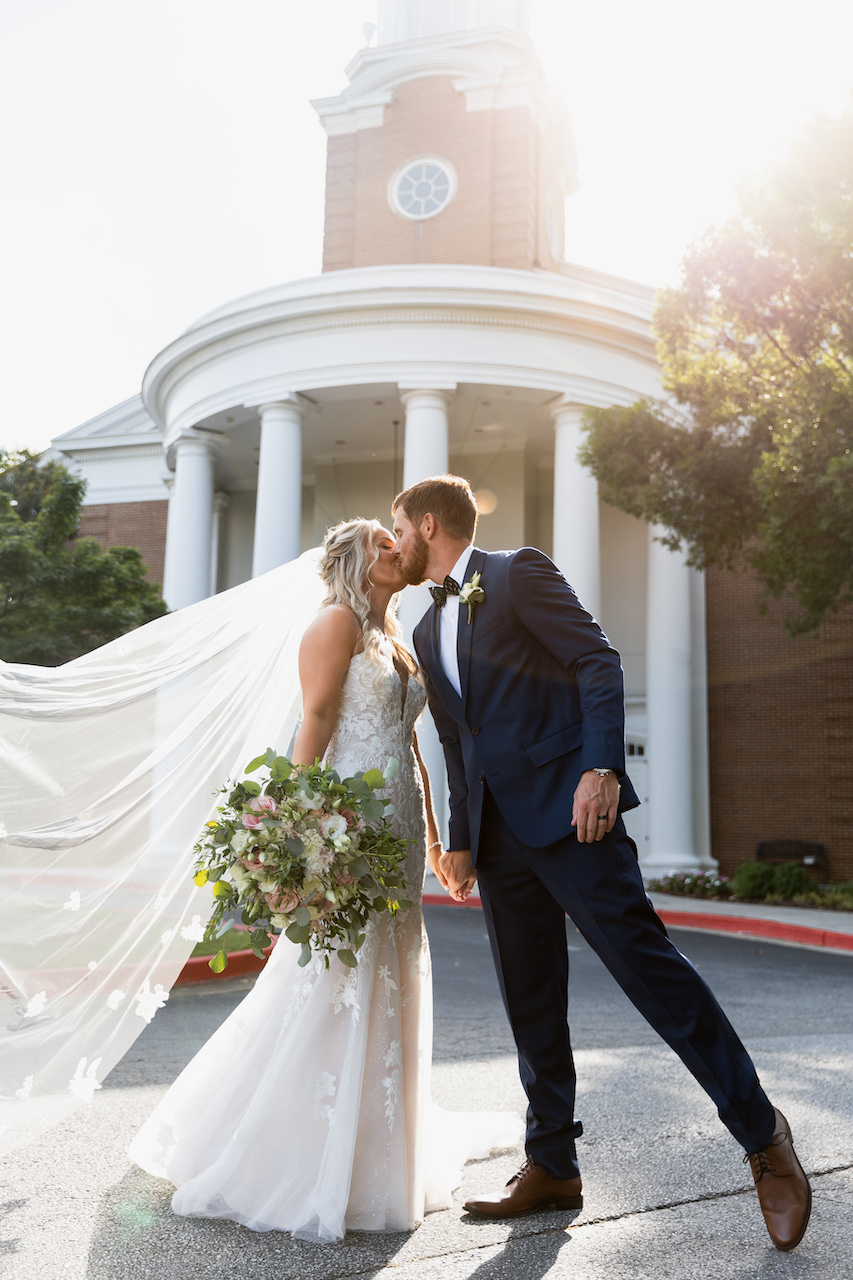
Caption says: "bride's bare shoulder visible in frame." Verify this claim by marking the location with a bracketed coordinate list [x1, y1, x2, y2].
[300, 604, 362, 658]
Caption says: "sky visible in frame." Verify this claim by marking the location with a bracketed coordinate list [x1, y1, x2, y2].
[2, 0, 852, 454]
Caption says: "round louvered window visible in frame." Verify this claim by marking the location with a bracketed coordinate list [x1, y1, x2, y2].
[391, 159, 456, 220]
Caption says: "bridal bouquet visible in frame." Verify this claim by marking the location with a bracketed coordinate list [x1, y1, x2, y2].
[192, 749, 411, 972]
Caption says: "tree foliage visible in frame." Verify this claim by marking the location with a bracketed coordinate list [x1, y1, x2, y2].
[580, 109, 853, 632]
[0, 454, 167, 664]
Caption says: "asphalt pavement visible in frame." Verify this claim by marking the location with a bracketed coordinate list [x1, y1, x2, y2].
[2, 907, 852, 1280]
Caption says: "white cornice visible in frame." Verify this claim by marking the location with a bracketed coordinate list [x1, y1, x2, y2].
[54, 437, 164, 461]
[80, 484, 170, 505]
[312, 28, 541, 135]
[142, 264, 658, 437]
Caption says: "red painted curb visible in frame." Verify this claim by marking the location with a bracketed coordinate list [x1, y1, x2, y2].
[174, 900, 853, 984]
[175, 943, 275, 986]
[423, 892, 482, 908]
[656, 909, 853, 953]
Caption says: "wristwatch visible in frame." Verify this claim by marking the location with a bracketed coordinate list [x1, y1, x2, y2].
[592, 768, 614, 777]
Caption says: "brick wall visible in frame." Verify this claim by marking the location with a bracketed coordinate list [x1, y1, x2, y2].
[322, 76, 550, 272]
[706, 566, 853, 882]
[77, 501, 169, 589]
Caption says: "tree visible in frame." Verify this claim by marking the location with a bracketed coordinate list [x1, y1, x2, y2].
[0, 456, 167, 665]
[579, 108, 853, 632]
[0, 448, 68, 522]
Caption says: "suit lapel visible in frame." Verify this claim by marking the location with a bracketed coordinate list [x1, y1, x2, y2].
[457, 548, 487, 708]
[424, 595, 464, 710]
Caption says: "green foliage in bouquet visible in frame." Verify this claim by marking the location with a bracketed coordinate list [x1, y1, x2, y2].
[192, 749, 412, 973]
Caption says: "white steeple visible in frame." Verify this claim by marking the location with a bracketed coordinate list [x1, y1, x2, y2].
[377, 0, 529, 45]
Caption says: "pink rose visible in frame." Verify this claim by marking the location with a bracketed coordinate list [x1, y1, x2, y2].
[241, 813, 262, 828]
[341, 809, 357, 828]
[242, 855, 264, 874]
[265, 887, 300, 914]
[248, 795, 279, 815]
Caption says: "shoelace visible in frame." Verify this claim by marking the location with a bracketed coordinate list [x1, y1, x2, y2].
[507, 1156, 535, 1187]
[745, 1130, 791, 1181]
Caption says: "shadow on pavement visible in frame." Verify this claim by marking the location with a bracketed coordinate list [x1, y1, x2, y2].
[86, 1165, 414, 1280]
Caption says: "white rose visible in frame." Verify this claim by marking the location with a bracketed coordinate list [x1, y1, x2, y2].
[320, 812, 347, 842]
[230, 830, 253, 855]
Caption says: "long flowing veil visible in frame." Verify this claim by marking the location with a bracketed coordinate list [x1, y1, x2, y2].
[0, 550, 325, 1155]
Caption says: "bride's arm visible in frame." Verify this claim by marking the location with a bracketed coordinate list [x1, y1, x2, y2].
[412, 730, 449, 891]
[291, 605, 361, 767]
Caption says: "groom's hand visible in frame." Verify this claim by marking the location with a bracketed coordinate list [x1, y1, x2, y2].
[572, 771, 621, 843]
[439, 848, 477, 902]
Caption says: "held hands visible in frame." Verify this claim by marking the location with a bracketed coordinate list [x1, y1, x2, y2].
[572, 770, 621, 843]
[438, 848, 477, 902]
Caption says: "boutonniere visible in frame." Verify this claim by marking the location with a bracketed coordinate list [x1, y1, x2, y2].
[458, 571, 485, 624]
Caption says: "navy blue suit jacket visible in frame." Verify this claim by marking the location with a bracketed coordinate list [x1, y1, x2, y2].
[413, 547, 640, 862]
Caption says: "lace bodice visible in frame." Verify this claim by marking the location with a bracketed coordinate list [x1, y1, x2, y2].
[326, 638, 428, 899]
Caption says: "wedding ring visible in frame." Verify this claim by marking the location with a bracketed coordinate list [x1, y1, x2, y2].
[597, 815, 607, 821]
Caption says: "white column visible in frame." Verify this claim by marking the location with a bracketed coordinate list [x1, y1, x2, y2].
[551, 400, 601, 620]
[209, 491, 230, 597]
[399, 387, 453, 488]
[162, 435, 216, 611]
[397, 386, 455, 845]
[644, 527, 705, 872]
[252, 399, 303, 577]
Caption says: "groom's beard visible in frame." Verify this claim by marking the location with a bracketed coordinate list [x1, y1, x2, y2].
[398, 531, 430, 586]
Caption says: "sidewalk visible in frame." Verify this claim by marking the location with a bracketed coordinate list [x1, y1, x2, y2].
[422, 871, 853, 954]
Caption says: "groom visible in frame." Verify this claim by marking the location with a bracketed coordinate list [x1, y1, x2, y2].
[392, 473, 811, 1252]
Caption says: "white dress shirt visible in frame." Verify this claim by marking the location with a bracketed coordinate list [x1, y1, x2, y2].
[435, 545, 474, 698]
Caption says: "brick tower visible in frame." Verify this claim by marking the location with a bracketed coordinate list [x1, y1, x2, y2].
[312, 0, 578, 273]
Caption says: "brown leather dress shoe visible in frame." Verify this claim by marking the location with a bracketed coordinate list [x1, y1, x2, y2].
[747, 1107, 812, 1251]
[464, 1157, 583, 1218]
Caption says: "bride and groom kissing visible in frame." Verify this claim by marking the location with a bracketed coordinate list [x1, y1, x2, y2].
[131, 473, 811, 1251]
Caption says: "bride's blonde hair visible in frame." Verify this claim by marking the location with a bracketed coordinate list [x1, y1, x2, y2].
[319, 518, 418, 677]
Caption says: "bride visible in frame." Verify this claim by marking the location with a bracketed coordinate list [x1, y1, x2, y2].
[127, 518, 521, 1241]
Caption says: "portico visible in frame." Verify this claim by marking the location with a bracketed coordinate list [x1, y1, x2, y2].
[131, 262, 712, 874]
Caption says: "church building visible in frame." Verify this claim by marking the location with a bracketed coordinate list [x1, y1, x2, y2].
[48, 0, 852, 883]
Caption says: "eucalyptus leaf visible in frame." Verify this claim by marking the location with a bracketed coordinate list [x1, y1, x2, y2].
[212, 880, 232, 900]
[337, 949, 358, 969]
[285, 922, 312, 944]
[362, 768, 385, 790]
[298, 942, 312, 967]
[284, 836, 305, 857]
[245, 754, 267, 774]
[208, 950, 228, 974]
[362, 798, 383, 823]
[242, 781, 261, 797]
[294, 905, 311, 927]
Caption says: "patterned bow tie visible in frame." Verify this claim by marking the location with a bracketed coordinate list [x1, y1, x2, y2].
[430, 575, 461, 608]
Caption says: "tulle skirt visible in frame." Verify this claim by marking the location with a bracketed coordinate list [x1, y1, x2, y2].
[129, 905, 522, 1242]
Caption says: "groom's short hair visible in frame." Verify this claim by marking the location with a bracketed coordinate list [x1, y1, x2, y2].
[393, 474, 478, 542]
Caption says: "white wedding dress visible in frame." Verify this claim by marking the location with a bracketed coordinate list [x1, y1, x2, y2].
[129, 636, 521, 1242]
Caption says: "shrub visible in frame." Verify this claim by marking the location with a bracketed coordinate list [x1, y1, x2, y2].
[770, 862, 814, 900]
[645, 871, 732, 899]
[731, 862, 775, 900]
